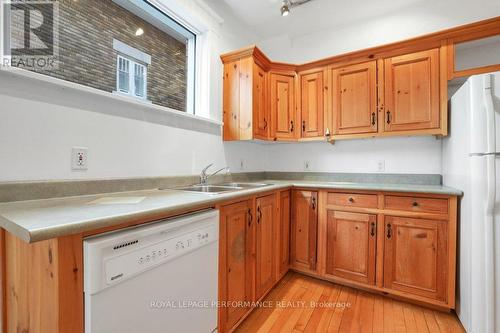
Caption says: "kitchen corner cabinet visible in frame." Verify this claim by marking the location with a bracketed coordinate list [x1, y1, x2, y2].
[299, 68, 326, 138]
[218, 200, 254, 332]
[270, 72, 297, 140]
[331, 61, 378, 136]
[222, 56, 269, 141]
[255, 194, 276, 300]
[291, 190, 318, 272]
[325, 210, 376, 285]
[277, 190, 291, 279]
[383, 48, 440, 132]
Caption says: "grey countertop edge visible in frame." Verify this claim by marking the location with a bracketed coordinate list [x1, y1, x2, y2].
[0, 182, 462, 243]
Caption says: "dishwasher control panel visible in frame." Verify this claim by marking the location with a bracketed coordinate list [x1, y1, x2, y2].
[105, 223, 217, 285]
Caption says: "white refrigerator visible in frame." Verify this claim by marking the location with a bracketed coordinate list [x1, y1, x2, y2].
[442, 71, 500, 333]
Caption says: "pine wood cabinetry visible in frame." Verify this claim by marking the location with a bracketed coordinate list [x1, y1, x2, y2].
[325, 210, 377, 285]
[291, 190, 318, 272]
[299, 68, 326, 138]
[270, 72, 297, 140]
[218, 200, 254, 332]
[255, 194, 276, 300]
[331, 61, 378, 135]
[277, 190, 291, 279]
[222, 56, 269, 141]
[383, 216, 448, 301]
[384, 49, 440, 132]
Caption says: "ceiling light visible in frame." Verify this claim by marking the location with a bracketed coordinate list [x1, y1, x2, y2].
[281, 1, 290, 17]
[135, 28, 144, 36]
[280, 0, 313, 17]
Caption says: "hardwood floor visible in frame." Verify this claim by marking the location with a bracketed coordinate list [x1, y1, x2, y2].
[235, 272, 465, 333]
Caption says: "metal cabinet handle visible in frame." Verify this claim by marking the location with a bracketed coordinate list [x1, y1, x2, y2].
[290, 120, 294, 132]
[263, 118, 268, 130]
[302, 120, 306, 132]
[371, 112, 376, 126]
[257, 206, 262, 224]
[370, 222, 376, 237]
[412, 201, 419, 207]
[348, 197, 355, 203]
[311, 197, 316, 210]
[386, 111, 391, 124]
[386, 223, 392, 239]
[247, 208, 252, 227]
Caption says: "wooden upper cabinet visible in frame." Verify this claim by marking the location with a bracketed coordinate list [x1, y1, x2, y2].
[253, 64, 269, 139]
[299, 69, 325, 138]
[270, 72, 296, 140]
[219, 200, 254, 331]
[383, 216, 448, 301]
[331, 61, 378, 135]
[277, 190, 291, 279]
[383, 49, 440, 132]
[222, 57, 268, 141]
[325, 211, 377, 285]
[291, 190, 318, 272]
[255, 194, 276, 300]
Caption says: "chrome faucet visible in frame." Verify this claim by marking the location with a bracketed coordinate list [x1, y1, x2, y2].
[200, 164, 229, 185]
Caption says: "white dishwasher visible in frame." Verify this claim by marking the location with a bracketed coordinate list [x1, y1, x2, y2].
[84, 209, 219, 333]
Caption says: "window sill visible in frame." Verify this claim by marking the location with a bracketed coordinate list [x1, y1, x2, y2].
[0, 67, 222, 134]
[112, 90, 153, 103]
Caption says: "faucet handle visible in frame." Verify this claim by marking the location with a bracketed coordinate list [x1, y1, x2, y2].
[201, 163, 213, 174]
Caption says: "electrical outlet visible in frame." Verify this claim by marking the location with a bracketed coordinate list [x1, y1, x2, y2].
[304, 160, 311, 171]
[72, 147, 88, 171]
[377, 160, 385, 172]
[239, 159, 245, 171]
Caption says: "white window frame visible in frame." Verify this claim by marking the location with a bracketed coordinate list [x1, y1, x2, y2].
[115, 54, 148, 101]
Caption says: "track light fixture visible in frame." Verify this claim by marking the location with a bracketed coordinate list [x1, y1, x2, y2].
[280, 0, 313, 17]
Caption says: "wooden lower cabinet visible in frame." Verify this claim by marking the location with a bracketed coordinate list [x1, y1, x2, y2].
[325, 210, 377, 285]
[255, 194, 276, 300]
[291, 190, 318, 272]
[383, 216, 448, 301]
[219, 200, 254, 332]
[277, 190, 291, 279]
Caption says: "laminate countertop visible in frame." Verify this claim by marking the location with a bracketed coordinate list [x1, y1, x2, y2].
[0, 180, 462, 243]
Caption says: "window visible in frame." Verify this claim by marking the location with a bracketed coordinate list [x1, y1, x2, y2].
[3, 0, 197, 114]
[116, 55, 147, 100]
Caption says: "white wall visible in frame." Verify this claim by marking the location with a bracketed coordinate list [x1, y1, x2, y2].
[259, 0, 500, 63]
[0, 0, 262, 182]
[264, 136, 442, 174]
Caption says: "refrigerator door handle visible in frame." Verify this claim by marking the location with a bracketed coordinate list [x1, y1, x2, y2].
[483, 74, 496, 333]
[469, 152, 500, 157]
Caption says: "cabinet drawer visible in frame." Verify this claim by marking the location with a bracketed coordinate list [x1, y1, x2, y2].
[327, 192, 378, 208]
[384, 195, 448, 213]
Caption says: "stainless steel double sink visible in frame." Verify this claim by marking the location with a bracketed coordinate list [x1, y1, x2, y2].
[168, 182, 272, 195]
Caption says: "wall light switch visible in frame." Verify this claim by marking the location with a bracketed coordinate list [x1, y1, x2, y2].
[72, 147, 88, 171]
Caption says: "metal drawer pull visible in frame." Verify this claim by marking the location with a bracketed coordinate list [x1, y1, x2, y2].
[348, 197, 355, 203]
[247, 209, 252, 227]
[370, 222, 376, 237]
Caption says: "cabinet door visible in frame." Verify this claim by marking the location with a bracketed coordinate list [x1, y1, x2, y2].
[255, 194, 276, 299]
[277, 190, 291, 279]
[219, 200, 254, 331]
[223, 61, 240, 140]
[384, 49, 440, 132]
[253, 64, 269, 139]
[325, 211, 376, 285]
[300, 69, 325, 138]
[291, 190, 318, 271]
[383, 216, 447, 301]
[332, 61, 377, 135]
[271, 73, 296, 140]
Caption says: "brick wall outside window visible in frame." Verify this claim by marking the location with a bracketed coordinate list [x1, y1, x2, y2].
[18, 0, 188, 111]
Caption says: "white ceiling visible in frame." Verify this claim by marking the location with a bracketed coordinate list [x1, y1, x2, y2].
[209, 0, 431, 40]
